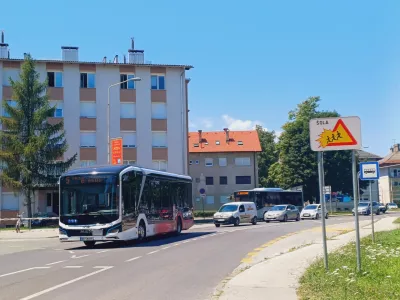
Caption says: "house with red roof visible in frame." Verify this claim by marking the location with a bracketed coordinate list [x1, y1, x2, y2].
[378, 144, 400, 204]
[188, 128, 262, 210]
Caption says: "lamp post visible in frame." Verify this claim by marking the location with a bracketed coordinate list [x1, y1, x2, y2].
[107, 77, 141, 164]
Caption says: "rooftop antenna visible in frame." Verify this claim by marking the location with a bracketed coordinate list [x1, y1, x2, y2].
[1, 31, 4, 43]
[393, 139, 397, 145]
[131, 37, 134, 50]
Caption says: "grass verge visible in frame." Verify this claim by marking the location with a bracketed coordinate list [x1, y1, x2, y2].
[393, 217, 400, 224]
[297, 229, 400, 300]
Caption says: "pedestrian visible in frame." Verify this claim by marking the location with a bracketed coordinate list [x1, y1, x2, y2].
[15, 213, 22, 233]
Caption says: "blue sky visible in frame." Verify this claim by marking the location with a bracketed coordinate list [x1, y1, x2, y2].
[1, 0, 399, 156]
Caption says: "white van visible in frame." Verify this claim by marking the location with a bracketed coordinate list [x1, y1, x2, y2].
[213, 202, 257, 227]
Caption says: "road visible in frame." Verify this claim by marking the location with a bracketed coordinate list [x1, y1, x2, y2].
[0, 213, 396, 300]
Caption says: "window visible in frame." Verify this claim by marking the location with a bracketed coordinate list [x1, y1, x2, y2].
[206, 177, 214, 185]
[1, 194, 19, 210]
[80, 102, 96, 117]
[205, 158, 213, 167]
[123, 160, 136, 165]
[237, 141, 243, 146]
[219, 157, 227, 167]
[46, 193, 52, 207]
[2, 69, 19, 86]
[220, 195, 229, 204]
[120, 103, 136, 118]
[3, 100, 17, 117]
[189, 160, 193, 165]
[49, 101, 63, 117]
[236, 176, 251, 184]
[220, 176, 228, 185]
[152, 132, 167, 147]
[80, 73, 96, 88]
[152, 160, 168, 171]
[80, 132, 96, 148]
[47, 72, 63, 87]
[151, 74, 165, 90]
[120, 74, 135, 89]
[151, 103, 167, 119]
[216, 140, 220, 145]
[121, 132, 136, 148]
[195, 160, 199, 164]
[235, 157, 251, 166]
[206, 196, 214, 205]
[80, 160, 96, 167]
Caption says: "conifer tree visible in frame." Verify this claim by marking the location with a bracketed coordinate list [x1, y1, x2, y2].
[0, 54, 77, 217]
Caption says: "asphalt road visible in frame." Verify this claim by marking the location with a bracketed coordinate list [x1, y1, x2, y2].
[0, 213, 397, 300]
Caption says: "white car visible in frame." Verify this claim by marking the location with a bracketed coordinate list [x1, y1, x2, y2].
[300, 204, 328, 220]
[387, 203, 398, 210]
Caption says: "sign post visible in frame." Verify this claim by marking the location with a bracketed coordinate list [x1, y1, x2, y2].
[324, 186, 332, 214]
[110, 137, 123, 165]
[199, 188, 206, 220]
[310, 116, 362, 272]
[360, 162, 380, 243]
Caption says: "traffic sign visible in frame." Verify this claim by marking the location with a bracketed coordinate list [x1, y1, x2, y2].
[309, 117, 361, 151]
[360, 162, 380, 181]
[323, 186, 331, 194]
[199, 188, 205, 195]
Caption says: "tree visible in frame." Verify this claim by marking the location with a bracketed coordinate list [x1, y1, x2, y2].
[0, 54, 77, 217]
[273, 96, 366, 202]
[256, 125, 279, 187]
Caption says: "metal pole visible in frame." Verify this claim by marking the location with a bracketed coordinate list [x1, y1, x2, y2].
[318, 152, 329, 270]
[202, 196, 205, 220]
[329, 188, 333, 214]
[370, 180, 375, 243]
[107, 86, 111, 164]
[352, 150, 362, 272]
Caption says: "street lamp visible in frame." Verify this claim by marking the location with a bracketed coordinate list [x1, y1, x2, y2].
[107, 77, 142, 164]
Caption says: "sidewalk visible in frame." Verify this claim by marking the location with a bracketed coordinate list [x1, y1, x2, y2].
[215, 217, 399, 300]
[0, 228, 59, 240]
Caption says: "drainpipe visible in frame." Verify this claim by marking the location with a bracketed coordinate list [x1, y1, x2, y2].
[254, 152, 257, 188]
[180, 70, 185, 174]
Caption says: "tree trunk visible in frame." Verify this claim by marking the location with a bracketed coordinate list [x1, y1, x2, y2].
[26, 189, 32, 218]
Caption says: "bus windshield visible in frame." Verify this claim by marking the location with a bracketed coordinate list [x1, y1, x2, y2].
[219, 205, 238, 212]
[59, 174, 119, 225]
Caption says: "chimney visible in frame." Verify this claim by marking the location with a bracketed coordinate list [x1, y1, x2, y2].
[223, 128, 230, 142]
[123, 55, 127, 64]
[102, 56, 107, 63]
[61, 46, 79, 61]
[113, 55, 118, 63]
[128, 37, 144, 64]
[0, 31, 9, 59]
[198, 130, 202, 143]
[393, 144, 400, 153]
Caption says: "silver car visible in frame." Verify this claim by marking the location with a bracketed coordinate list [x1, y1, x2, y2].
[300, 204, 329, 220]
[264, 204, 300, 223]
[352, 201, 380, 216]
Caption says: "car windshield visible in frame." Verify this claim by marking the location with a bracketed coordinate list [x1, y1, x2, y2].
[219, 205, 238, 212]
[305, 205, 318, 210]
[358, 202, 369, 207]
[271, 205, 286, 211]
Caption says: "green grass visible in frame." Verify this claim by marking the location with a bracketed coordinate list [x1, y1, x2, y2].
[194, 211, 216, 218]
[330, 211, 353, 215]
[297, 229, 400, 300]
[393, 217, 400, 224]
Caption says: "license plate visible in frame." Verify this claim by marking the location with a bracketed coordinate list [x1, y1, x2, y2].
[80, 236, 94, 241]
[304, 214, 310, 217]
[218, 219, 225, 222]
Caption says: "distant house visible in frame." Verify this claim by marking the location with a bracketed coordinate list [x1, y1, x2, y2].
[188, 129, 262, 211]
[379, 144, 400, 204]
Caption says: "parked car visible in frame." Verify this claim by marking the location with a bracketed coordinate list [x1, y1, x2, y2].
[264, 204, 300, 222]
[387, 203, 398, 210]
[213, 202, 257, 227]
[378, 203, 387, 213]
[300, 204, 328, 220]
[31, 212, 58, 227]
[352, 201, 380, 216]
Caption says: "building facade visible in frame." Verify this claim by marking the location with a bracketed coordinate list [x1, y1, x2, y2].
[189, 129, 261, 211]
[0, 35, 192, 224]
[379, 144, 400, 204]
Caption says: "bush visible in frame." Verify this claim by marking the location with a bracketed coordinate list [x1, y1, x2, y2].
[194, 211, 215, 218]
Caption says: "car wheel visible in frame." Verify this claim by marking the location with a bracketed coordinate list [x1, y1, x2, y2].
[215, 224, 220, 228]
[315, 213, 320, 220]
[234, 218, 240, 226]
[325, 213, 329, 219]
[283, 214, 288, 222]
[252, 217, 257, 225]
[296, 214, 300, 221]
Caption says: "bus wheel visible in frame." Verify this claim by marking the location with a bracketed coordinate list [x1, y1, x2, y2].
[138, 221, 146, 241]
[176, 218, 182, 234]
[84, 241, 96, 248]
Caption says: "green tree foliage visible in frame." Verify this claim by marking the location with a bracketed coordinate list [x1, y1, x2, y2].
[0, 54, 77, 217]
[256, 125, 279, 187]
[270, 96, 366, 202]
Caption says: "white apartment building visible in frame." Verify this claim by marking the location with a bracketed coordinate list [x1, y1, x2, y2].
[0, 34, 192, 223]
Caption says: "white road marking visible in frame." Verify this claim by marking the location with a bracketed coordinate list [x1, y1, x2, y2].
[69, 251, 74, 254]
[192, 238, 198, 241]
[46, 261, 65, 266]
[162, 246, 171, 250]
[53, 249, 63, 251]
[96, 250, 109, 254]
[0, 267, 50, 278]
[173, 243, 180, 246]
[71, 254, 89, 259]
[19, 266, 113, 300]
[64, 266, 83, 269]
[182, 240, 190, 244]
[125, 256, 142, 262]
[147, 250, 159, 255]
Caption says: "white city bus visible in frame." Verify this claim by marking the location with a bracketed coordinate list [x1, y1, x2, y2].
[58, 165, 194, 247]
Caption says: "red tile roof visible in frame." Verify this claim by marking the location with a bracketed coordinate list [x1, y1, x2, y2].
[379, 144, 400, 167]
[189, 130, 262, 153]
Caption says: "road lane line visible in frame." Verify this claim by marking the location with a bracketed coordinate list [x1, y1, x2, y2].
[71, 254, 89, 259]
[0, 267, 50, 278]
[162, 246, 171, 250]
[125, 256, 142, 262]
[96, 250, 109, 254]
[182, 240, 190, 244]
[147, 250, 159, 255]
[19, 266, 113, 300]
[69, 251, 74, 254]
[46, 261, 66, 266]
[173, 243, 180, 246]
[64, 266, 83, 269]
